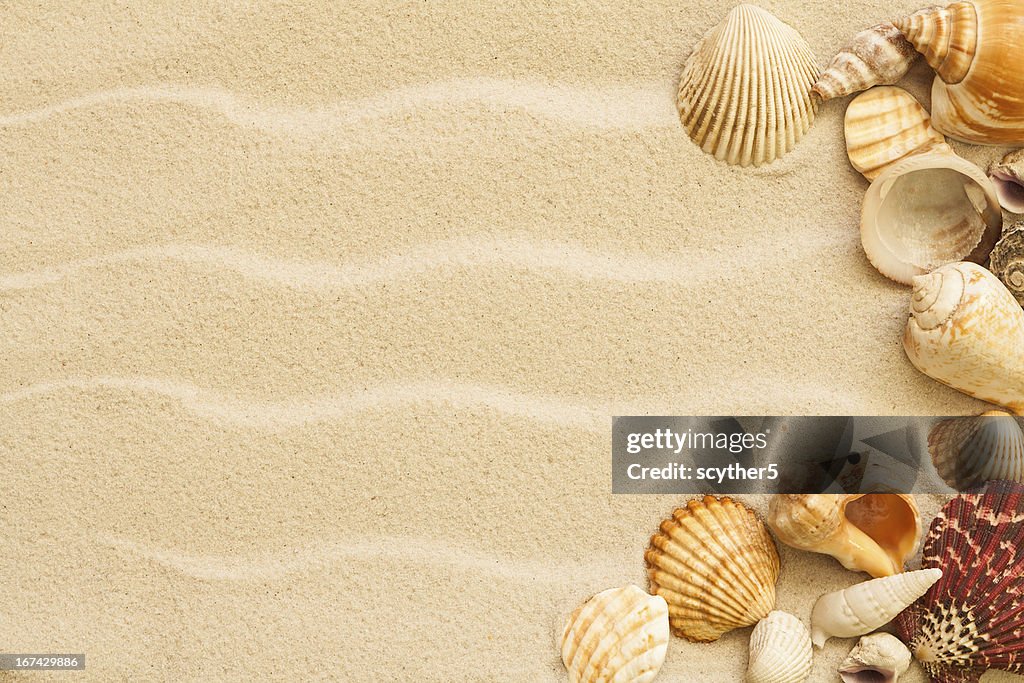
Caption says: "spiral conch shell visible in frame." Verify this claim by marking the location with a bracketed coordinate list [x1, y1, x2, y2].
[646, 496, 780, 642]
[839, 633, 912, 683]
[746, 611, 813, 683]
[768, 494, 921, 578]
[814, 22, 919, 101]
[989, 149, 1024, 214]
[928, 411, 1024, 490]
[991, 223, 1024, 306]
[895, 0, 1024, 145]
[810, 568, 942, 647]
[677, 4, 818, 167]
[560, 585, 669, 683]
[904, 262, 1024, 415]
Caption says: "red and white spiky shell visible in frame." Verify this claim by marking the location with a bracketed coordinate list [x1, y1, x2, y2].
[896, 481, 1024, 683]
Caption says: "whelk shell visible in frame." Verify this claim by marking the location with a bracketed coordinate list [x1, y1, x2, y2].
[990, 223, 1024, 306]
[839, 632, 912, 683]
[989, 149, 1024, 214]
[810, 568, 942, 648]
[928, 412, 1024, 491]
[813, 21, 919, 102]
[645, 495, 780, 642]
[677, 4, 818, 167]
[560, 585, 669, 683]
[861, 153, 1002, 285]
[904, 262, 1024, 415]
[746, 611, 813, 683]
[768, 494, 922, 578]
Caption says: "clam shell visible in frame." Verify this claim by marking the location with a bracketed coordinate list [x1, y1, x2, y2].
[560, 585, 669, 683]
[814, 22, 919, 102]
[839, 632, 912, 683]
[645, 495, 780, 642]
[989, 149, 1024, 214]
[845, 87, 952, 181]
[895, 481, 1024, 682]
[928, 412, 1024, 491]
[746, 611, 813, 683]
[861, 152, 1003, 284]
[990, 222, 1024, 306]
[768, 494, 922, 578]
[904, 262, 1024, 415]
[677, 4, 819, 167]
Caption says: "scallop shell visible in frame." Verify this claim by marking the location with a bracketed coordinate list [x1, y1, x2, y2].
[645, 495, 780, 642]
[813, 21, 919, 101]
[746, 611, 813, 683]
[928, 412, 1024, 491]
[839, 633, 912, 683]
[989, 149, 1024, 214]
[895, 481, 1024, 682]
[677, 4, 819, 167]
[810, 568, 942, 648]
[990, 223, 1024, 306]
[560, 585, 669, 683]
[895, 0, 1024, 145]
[904, 262, 1024, 415]
[861, 152, 1003, 284]
[768, 494, 922, 578]
[845, 87, 952, 181]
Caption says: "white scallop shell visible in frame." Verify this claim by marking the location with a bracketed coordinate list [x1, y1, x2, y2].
[929, 412, 1024, 490]
[560, 585, 669, 683]
[839, 632, 912, 683]
[677, 4, 819, 167]
[746, 611, 813, 683]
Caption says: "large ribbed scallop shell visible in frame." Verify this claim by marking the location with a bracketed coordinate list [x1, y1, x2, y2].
[845, 87, 952, 181]
[560, 585, 669, 683]
[645, 496, 780, 642]
[991, 223, 1024, 306]
[677, 4, 819, 167]
[989, 149, 1024, 214]
[928, 412, 1024, 491]
[895, 481, 1024, 682]
[813, 22, 919, 102]
[746, 611, 813, 683]
[904, 262, 1024, 415]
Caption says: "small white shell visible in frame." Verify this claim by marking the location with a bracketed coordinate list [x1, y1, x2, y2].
[839, 632, 912, 683]
[989, 149, 1024, 213]
[929, 412, 1024, 490]
[746, 611, 813, 683]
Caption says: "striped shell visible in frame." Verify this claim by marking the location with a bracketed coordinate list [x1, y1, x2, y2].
[746, 611, 813, 683]
[645, 496, 780, 642]
[814, 21, 919, 102]
[928, 412, 1024, 491]
[677, 4, 819, 167]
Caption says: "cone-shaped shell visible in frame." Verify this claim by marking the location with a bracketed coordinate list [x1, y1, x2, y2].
[814, 22, 919, 101]
[896, 481, 1024, 682]
[862, 152, 1002, 284]
[991, 223, 1024, 306]
[560, 585, 669, 683]
[810, 568, 942, 648]
[677, 4, 819, 167]
[845, 87, 952, 181]
[895, 0, 1024, 145]
[746, 611, 813, 683]
[989, 149, 1024, 214]
[928, 412, 1024, 490]
[768, 494, 922, 578]
[839, 632, 912, 683]
[645, 496, 780, 642]
[904, 262, 1024, 415]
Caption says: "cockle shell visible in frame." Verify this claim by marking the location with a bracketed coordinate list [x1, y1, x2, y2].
[989, 149, 1024, 214]
[861, 153, 1003, 284]
[904, 262, 1024, 415]
[839, 633, 912, 683]
[645, 496, 780, 642]
[845, 87, 952, 181]
[746, 611, 813, 683]
[814, 21, 919, 101]
[810, 568, 942, 648]
[677, 4, 819, 167]
[560, 585, 669, 683]
[768, 494, 922, 578]
[928, 412, 1024, 490]
[991, 223, 1024, 306]
[895, 0, 1024, 145]
[896, 481, 1024, 682]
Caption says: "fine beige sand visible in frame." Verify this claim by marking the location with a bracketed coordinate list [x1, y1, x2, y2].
[2, 1, 1022, 681]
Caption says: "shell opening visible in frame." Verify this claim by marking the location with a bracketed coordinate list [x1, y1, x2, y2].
[839, 666, 896, 683]
[844, 494, 919, 572]
[991, 172, 1024, 214]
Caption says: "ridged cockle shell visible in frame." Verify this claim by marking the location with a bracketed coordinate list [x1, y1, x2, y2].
[746, 611, 813, 683]
[928, 412, 1024, 490]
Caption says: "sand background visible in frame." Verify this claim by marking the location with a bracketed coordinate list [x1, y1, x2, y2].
[2, 1, 1022, 681]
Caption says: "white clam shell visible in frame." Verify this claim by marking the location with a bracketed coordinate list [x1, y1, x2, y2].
[929, 412, 1024, 490]
[839, 632, 912, 683]
[746, 611, 813, 683]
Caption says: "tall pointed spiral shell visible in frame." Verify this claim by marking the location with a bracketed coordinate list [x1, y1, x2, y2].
[928, 412, 1024, 490]
[813, 21, 919, 101]
[896, 481, 1024, 682]
[677, 4, 819, 167]
[560, 585, 669, 683]
[645, 496, 780, 642]
[991, 224, 1024, 306]
[746, 611, 813, 683]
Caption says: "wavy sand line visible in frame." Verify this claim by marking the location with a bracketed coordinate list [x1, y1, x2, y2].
[0, 78, 676, 134]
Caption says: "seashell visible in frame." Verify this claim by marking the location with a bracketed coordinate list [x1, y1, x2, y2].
[861, 153, 1002, 285]
[560, 585, 669, 683]
[895, 481, 1024, 682]
[746, 611, 813, 683]
[928, 411, 1024, 490]
[839, 633, 912, 683]
[904, 262, 1024, 415]
[989, 149, 1024, 214]
[991, 222, 1024, 306]
[645, 495, 780, 642]
[677, 4, 819, 167]
[813, 21, 919, 101]
[845, 87, 953, 181]
[768, 494, 922, 578]
[810, 568, 942, 648]
[895, 0, 1024, 145]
